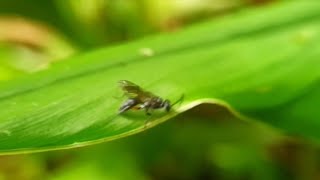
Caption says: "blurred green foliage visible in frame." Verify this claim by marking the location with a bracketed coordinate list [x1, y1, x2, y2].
[0, 0, 278, 80]
[0, 0, 259, 49]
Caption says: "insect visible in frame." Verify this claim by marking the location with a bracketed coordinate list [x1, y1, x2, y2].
[118, 80, 183, 115]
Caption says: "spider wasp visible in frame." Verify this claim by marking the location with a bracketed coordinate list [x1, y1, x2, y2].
[118, 80, 183, 115]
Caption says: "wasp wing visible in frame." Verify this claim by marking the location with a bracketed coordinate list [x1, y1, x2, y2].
[118, 80, 156, 100]
[118, 80, 142, 98]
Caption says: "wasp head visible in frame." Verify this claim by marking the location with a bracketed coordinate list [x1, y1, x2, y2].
[162, 99, 171, 112]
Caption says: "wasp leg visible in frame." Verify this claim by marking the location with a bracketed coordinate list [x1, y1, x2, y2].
[145, 109, 151, 116]
[145, 108, 156, 129]
[139, 102, 152, 116]
[144, 105, 151, 116]
[118, 98, 139, 114]
[144, 111, 153, 128]
[137, 102, 151, 127]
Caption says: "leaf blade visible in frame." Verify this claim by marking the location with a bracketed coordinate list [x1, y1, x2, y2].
[0, 1, 320, 154]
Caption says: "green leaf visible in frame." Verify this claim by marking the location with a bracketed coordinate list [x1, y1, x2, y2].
[0, 1, 320, 154]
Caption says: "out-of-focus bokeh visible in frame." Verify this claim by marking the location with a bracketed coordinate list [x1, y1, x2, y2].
[2, 0, 320, 180]
[0, 0, 276, 80]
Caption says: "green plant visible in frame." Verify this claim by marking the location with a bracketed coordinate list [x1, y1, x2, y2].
[0, 1, 319, 155]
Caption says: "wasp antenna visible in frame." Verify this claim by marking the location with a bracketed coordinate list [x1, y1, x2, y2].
[172, 94, 185, 107]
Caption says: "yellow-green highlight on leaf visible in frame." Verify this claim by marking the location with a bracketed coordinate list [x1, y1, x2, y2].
[0, 1, 320, 154]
